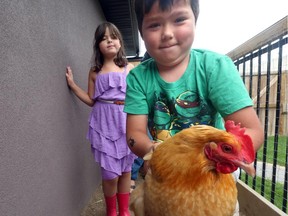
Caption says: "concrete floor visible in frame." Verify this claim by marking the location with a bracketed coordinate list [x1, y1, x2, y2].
[80, 183, 107, 216]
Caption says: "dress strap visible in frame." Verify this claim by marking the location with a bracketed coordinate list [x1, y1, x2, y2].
[124, 65, 128, 75]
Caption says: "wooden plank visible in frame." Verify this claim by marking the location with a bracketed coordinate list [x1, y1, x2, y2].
[227, 16, 288, 60]
[237, 180, 287, 216]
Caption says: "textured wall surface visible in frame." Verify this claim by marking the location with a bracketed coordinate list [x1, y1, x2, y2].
[0, 0, 105, 215]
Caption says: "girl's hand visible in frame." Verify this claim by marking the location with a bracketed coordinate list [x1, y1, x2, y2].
[65, 66, 74, 87]
[65, 66, 95, 106]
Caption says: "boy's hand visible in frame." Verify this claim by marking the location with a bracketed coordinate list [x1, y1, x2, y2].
[143, 141, 162, 160]
[141, 141, 162, 178]
[152, 141, 162, 150]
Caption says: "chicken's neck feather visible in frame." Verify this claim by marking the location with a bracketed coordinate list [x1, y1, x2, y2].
[149, 141, 231, 188]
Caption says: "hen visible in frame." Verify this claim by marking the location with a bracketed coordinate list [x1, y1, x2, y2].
[129, 121, 255, 216]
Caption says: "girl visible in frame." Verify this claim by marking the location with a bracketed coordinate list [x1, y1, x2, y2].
[66, 22, 135, 216]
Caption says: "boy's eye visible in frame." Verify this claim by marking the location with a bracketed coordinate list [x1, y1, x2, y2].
[148, 23, 160, 29]
[175, 17, 186, 23]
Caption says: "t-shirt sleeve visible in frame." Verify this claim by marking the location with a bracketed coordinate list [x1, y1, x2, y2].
[124, 68, 149, 114]
[206, 55, 253, 117]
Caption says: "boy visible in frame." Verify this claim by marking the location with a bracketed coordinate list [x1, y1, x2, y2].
[124, 0, 263, 159]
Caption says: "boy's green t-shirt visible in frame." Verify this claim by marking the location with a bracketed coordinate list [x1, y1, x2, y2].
[124, 49, 253, 141]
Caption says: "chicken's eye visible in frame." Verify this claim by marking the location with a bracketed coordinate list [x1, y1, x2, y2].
[221, 144, 232, 153]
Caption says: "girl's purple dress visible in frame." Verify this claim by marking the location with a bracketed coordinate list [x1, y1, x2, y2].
[86, 68, 136, 176]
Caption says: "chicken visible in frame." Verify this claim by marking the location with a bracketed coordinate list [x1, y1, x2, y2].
[129, 120, 255, 216]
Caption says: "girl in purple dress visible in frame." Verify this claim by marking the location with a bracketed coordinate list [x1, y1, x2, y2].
[65, 22, 135, 216]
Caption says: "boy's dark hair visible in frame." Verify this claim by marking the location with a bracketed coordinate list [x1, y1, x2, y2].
[92, 22, 128, 73]
[135, 0, 199, 36]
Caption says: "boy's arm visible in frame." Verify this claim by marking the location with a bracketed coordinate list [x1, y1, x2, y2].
[126, 114, 154, 158]
[224, 106, 264, 151]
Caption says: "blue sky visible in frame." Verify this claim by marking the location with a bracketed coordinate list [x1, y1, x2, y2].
[139, 0, 288, 55]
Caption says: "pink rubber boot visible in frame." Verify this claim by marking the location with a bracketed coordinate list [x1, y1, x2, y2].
[104, 194, 117, 216]
[117, 193, 131, 216]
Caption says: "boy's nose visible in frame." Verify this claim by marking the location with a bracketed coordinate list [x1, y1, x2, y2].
[161, 25, 174, 40]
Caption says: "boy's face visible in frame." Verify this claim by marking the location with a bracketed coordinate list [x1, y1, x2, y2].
[142, 0, 196, 67]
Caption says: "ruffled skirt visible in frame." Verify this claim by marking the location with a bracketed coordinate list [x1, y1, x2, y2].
[87, 101, 136, 176]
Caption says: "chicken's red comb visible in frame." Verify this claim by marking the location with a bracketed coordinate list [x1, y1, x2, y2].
[225, 120, 255, 163]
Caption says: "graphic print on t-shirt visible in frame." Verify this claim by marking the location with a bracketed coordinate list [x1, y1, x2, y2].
[149, 90, 213, 142]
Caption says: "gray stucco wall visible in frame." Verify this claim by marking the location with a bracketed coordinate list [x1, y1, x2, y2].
[0, 0, 105, 215]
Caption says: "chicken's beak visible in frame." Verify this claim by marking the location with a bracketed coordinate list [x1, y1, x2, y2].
[238, 161, 256, 177]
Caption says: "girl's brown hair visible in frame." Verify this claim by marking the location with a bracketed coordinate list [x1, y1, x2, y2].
[92, 22, 128, 72]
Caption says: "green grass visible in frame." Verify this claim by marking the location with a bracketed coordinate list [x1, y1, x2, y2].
[240, 174, 287, 213]
[257, 136, 287, 166]
[241, 135, 287, 213]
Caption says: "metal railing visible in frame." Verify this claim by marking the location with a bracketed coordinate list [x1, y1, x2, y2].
[227, 16, 288, 213]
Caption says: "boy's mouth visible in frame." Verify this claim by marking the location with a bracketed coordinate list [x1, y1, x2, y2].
[159, 43, 177, 49]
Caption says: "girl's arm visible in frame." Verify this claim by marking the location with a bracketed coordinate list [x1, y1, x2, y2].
[126, 114, 155, 158]
[65, 66, 95, 107]
[224, 106, 264, 151]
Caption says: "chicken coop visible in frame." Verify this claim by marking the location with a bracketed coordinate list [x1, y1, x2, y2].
[1, 0, 286, 215]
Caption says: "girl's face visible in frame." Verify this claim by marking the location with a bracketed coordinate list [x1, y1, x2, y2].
[99, 28, 121, 58]
[142, 0, 195, 67]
